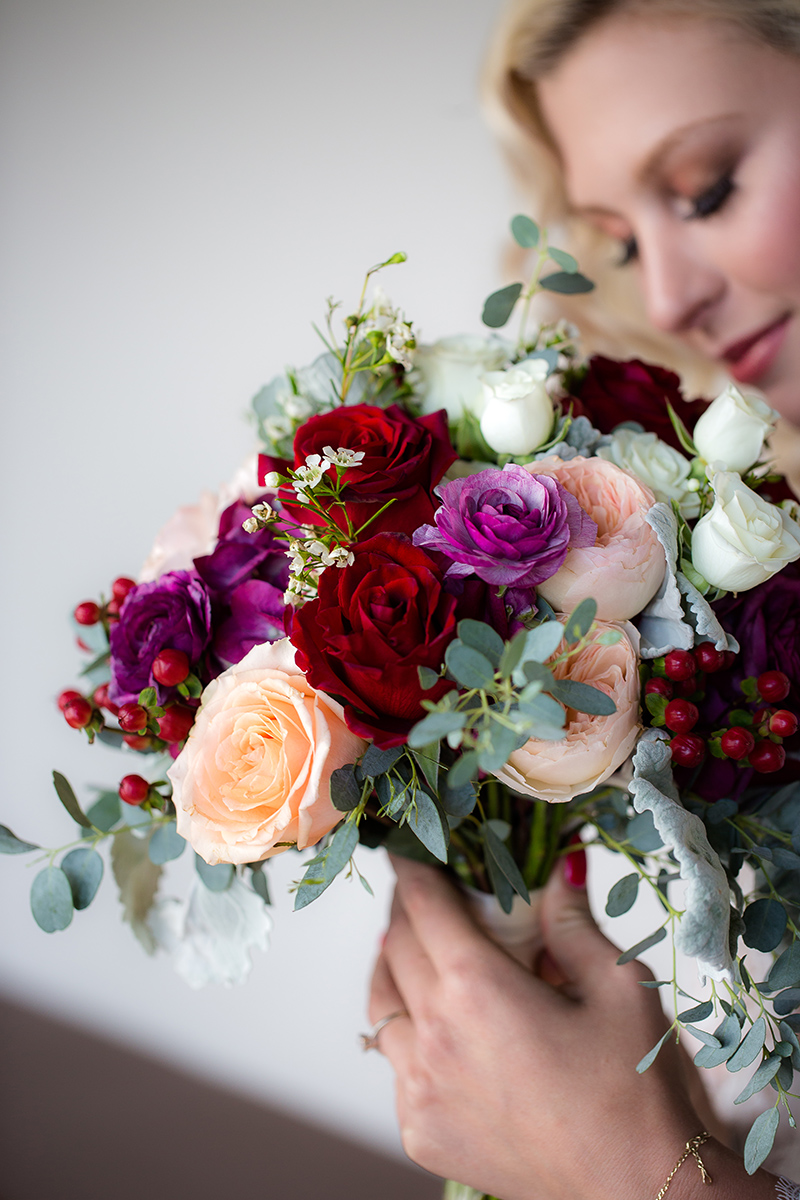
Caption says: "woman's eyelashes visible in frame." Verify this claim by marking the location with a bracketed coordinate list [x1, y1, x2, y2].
[618, 235, 638, 266]
[685, 172, 736, 220]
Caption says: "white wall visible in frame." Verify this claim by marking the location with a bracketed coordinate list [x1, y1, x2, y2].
[0, 0, 517, 1156]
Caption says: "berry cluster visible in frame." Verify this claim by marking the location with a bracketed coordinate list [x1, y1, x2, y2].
[73, 575, 136, 629]
[644, 646, 797, 776]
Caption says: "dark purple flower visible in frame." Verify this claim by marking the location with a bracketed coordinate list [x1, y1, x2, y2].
[214, 579, 286, 665]
[194, 500, 288, 601]
[413, 464, 597, 589]
[109, 570, 212, 705]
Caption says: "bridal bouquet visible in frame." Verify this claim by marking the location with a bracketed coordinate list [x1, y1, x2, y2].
[6, 215, 800, 1177]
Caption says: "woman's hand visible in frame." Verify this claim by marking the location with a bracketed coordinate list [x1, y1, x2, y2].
[368, 853, 776, 1200]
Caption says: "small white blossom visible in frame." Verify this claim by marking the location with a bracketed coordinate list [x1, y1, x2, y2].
[328, 546, 355, 568]
[386, 320, 415, 369]
[261, 472, 281, 490]
[241, 517, 260, 533]
[322, 445, 365, 468]
[264, 415, 293, 441]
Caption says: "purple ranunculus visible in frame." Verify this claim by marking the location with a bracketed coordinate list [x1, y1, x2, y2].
[413, 464, 597, 589]
[109, 570, 212, 706]
[214, 579, 286, 666]
[194, 500, 288, 601]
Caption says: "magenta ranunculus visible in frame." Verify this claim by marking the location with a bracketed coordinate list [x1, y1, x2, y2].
[412, 464, 597, 589]
[194, 500, 288, 602]
[214, 579, 286, 666]
[109, 570, 212, 706]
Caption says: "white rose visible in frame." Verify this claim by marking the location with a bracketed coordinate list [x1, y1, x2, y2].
[412, 334, 511, 420]
[479, 359, 554, 455]
[596, 429, 700, 519]
[692, 383, 777, 473]
[691, 469, 800, 591]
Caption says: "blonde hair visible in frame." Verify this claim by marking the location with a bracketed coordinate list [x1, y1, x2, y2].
[482, 0, 800, 391]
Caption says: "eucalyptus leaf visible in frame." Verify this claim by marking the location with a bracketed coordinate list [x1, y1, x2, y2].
[410, 743, 440, 793]
[743, 1107, 779, 1174]
[694, 1014, 741, 1068]
[677, 1000, 713, 1023]
[768, 942, 800, 992]
[294, 820, 360, 910]
[408, 710, 467, 748]
[539, 271, 594, 294]
[726, 1017, 767, 1072]
[30, 866, 74, 932]
[440, 779, 477, 818]
[510, 214, 539, 248]
[457, 620, 505, 667]
[706, 798, 739, 824]
[251, 865, 271, 906]
[626, 812, 662, 853]
[772, 847, 800, 871]
[447, 751, 480, 790]
[361, 744, 403, 777]
[148, 822, 186, 865]
[685, 1025, 721, 1048]
[743, 899, 787, 953]
[52, 771, 92, 829]
[407, 790, 450, 863]
[636, 1029, 671, 1074]
[85, 791, 121, 833]
[564, 599, 597, 644]
[605, 873, 639, 917]
[195, 855, 234, 893]
[484, 851, 516, 914]
[417, 666, 440, 690]
[499, 630, 529, 679]
[477, 720, 522, 772]
[547, 246, 578, 273]
[483, 823, 529, 904]
[549, 679, 616, 716]
[773, 988, 800, 1017]
[330, 764, 362, 812]
[61, 847, 104, 909]
[616, 926, 667, 965]
[445, 643, 496, 691]
[523, 621, 564, 664]
[482, 282, 523, 329]
[0, 824, 39, 854]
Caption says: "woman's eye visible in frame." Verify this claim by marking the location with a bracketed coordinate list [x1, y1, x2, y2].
[687, 173, 735, 219]
[617, 235, 638, 267]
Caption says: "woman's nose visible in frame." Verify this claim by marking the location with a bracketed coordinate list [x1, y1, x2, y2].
[638, 226, 725, 336]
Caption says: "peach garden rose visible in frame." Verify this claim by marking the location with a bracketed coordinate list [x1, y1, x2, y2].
[168, 638, 367, 865]
[528, 455, 666, 621]
[492, 621, 641, 803]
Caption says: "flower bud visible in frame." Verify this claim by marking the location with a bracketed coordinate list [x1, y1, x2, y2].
[692, 383, 776, 473]
[412, 334, 511, 420]
[479, 360, 554, 455]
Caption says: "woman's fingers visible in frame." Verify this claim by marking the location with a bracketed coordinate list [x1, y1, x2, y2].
[382, 898, 438, 1014]
[367, 950, 414, 1066]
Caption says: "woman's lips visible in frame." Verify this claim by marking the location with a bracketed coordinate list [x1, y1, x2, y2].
[721, 314, 791, 385]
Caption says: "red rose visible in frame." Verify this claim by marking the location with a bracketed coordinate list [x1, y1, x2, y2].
[289, 533, 457, 747]
[567, 356, 707, 452]
[259, 403, 456, 539]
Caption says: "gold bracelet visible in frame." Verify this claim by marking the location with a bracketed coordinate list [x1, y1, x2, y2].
[655, 1132, 713, 1199]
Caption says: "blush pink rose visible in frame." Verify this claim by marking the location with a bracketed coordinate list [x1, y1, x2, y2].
[493, 621, 641, 803]
[168, 638, 367, 865]
[528, 456, 666, 621]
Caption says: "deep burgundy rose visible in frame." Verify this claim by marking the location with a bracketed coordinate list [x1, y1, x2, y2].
[260, 403, 457, 539]
[413, 464, 596, 589]
[289, 533, 458, 746]
[194, 500, 288, 601]
[567, 356, 707, 453]
[214, 579, 286, 665]
[109, 570, 212, 706]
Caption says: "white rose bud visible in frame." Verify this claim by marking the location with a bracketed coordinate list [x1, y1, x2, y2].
[596, 429, 700, 519]
[413, 334, 511, 421]
[691, 469, 800, 591]
[479, 359, 554, 455]
[692, 383, 777, 473]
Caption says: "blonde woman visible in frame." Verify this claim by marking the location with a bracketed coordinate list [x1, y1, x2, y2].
[369, 4, 800, 1197]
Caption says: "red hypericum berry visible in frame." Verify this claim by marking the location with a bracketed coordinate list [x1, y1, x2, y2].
[118, 774, 150, 805]
[749, 740, 787, 774]
[664, 650, 697, 682]
[117, 702, 148, 733]
[770, 710, 799, 738]
[757, 671, 791, 703]
[720, 726, 756, 761]
[723, 651, 737, 670]
[106, 598, 121, 617]
[157, 704, 194, 744]
[152, 648, 190, 687]
[123, 733, 153, 751]
[74, 600, 101, 626]
[664, 699, 700, 734]
[675, 678, 703, 700]
[63, 697, 93, 729]
[645, 678, 673, 699]
[57, 688, 83, 711]
[112, 576, 137, 603]
[753, 707, 772, 728]
[563, 833, 587, 889]
[670, 734, 706, 768]
[92, 682, 119, 715]
[693, 643, 725, 673]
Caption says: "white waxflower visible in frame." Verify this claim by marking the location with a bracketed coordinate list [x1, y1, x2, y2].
[294, 456, 329, 491]
[322, 445, 365, 468]
[412, 334, 512, 420]
[479, 359, 554, 455]
[596, 429, 700, 519]
[691, 468, 800, 591]
[241, 517, 260, 533]
[385, 320, 415, 369]
[692, 383, 777, 473]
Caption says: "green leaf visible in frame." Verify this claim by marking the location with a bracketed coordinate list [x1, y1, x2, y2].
[61, 847, 103, 909]
[52, 771, 92, 829]
[510, 214, 539, 248]
[417, 665, 440, 690]
[195, 855, 234, 892]
[407, 790, 450, 863]
[549, 679, 616, 716]
[84, 791, 121, 833]
[498, 630, 529, 679]
[616, 926, 667, 965]
[564, 599, 597, 643]
[111, 830, 162, 953]
[768, 942, 800, 992]
[440, 778, 477, 818]
[626, 812, 662, 853]
[330, 764, 362, 812]
[743, 1107, 779, 1175]
[294, 820, 359, 910]
[30, 866, 74, 932]
[483, 823, 529, 905]
[694, 1015, 741, 1068]
[727, 1017, 767, 1072]
[445, 642, 496, 691]
[138, 687, 157, 708]
[780, 1021, 800, 1070]
[684, 1025, 721, 1048]
[636, 1029, 671, 1074]
[482, 282, 523, 329]
[548, 246, 578, 273]
[523, 621, 564, 663]
[484, 850, 515, 913]
[251, 866, 271, 905]
[0, 824, 39, 854]
[666, 400, 697, 456]
[148, 822, 186, 864]
[361, 744, 403, 777]
[677, 1000, 713, 1023]
[410, 743, 440, 793]
[408, 710, 467, 748]
[447, 750, 480, 790]
[605, 873, 639, 917]
[539, 271, 594, 294]
[457, 619, 504, 668]
[773, 988, 800, 1017]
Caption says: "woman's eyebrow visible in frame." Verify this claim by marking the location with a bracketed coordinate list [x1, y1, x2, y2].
[635, 113, 741, 183]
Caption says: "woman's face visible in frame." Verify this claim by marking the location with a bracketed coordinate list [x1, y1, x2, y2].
[538, 14, 800, 421]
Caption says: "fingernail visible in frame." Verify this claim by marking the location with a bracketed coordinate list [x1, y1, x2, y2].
[563, 834, 587, 890]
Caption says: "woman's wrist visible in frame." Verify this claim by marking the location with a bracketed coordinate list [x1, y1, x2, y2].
[637, 1136, 780, 1200]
